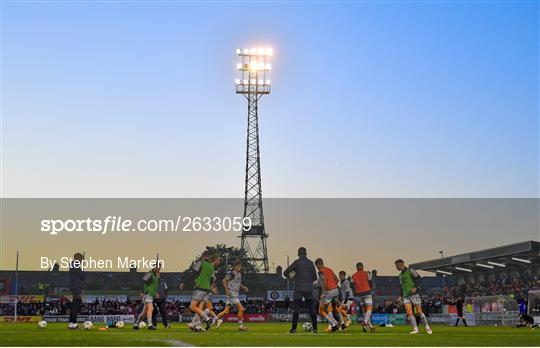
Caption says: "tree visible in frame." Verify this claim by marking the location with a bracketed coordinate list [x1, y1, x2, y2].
[180, 244, 264, 290]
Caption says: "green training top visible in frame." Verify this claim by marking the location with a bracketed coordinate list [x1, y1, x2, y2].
[398, 267, 420, 298]
[143, 271, 158, 297]
[194, 260, 215, 291]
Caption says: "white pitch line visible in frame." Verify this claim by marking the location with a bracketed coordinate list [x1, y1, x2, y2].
[153, 338, 192, 347]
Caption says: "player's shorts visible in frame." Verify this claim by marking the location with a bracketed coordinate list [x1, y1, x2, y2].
[192, 289, 211, 302]
[359, 294, 373, 306]
[142, 294, 154, 304]
[321, 288, 340, 304]
[226, 290, 241, 305]
[342, 299, 354, 310]
[402, 293, 422, 306]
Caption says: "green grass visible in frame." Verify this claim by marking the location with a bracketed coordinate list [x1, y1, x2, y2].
[0, 322, 538, 346]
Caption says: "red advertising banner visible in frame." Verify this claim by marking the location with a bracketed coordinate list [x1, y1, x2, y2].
[224, 314, 268, 322]
[0, 316, 42, 323]
[0, 295, 44, 304]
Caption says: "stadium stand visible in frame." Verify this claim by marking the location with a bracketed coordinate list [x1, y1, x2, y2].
[0, 241, 537, 325]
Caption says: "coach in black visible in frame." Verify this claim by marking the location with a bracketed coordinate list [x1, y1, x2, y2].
[283, 247, 318, 333]
[69, 252, 85, 329]
[152, 271, 170, 328]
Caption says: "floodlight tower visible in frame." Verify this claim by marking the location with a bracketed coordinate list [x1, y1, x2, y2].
[235, 47, 273, 273]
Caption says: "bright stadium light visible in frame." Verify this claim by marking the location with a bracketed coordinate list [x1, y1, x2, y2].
[455, 266, 472, 272]
[476, 263, 494, 269]
[235, 46, 272, 95]
[436, 270, 452, 275]
[487, 261, 506, 267]
[512, 257, 531, 263]
[235, 79, 241, 85]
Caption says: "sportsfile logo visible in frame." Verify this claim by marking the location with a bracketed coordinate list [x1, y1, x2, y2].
[40, 216, 252, 235]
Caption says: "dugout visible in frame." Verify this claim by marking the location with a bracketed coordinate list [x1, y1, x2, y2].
[528, 289, 540, 321]
[466, 295, 520, 326]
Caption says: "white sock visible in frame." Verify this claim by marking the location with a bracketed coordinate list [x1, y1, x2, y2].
[239, 320, 243, 326]
[192, 314, 201, 325]
[326, 313, 337, 326]
[365, 310, 372, 327]
[201, 308, 210, 321]
[419, 313, 430, 329]
[408, 315, 418, 330]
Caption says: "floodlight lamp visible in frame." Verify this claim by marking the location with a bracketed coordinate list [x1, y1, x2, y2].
[249, 63, 262, 71]
[512, 257, 531, 264]
[236, 48, 242, 55]
[487, 261, 506, 267]
[243, 48, 249, 54]
[476, 263, 494, 269]
[455, 266, 472, 272]
[235, 79, 241, 85]
[236, 63, 243, 70]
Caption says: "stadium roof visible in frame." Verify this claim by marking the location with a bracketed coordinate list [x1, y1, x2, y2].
[410, 241, 540, 276]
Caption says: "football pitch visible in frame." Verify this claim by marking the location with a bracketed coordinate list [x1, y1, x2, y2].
[0, 322, 538, 346]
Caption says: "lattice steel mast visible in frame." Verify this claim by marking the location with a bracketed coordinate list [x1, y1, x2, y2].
[234, 47, 273, 273]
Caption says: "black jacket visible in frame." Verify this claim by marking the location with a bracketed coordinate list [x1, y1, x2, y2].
[283, 256, 317, 292]
[69, 262, 85, 289]
[157, 278, 168, 300]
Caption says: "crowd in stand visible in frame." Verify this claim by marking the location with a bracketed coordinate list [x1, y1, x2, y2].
[2, 273, 538, 317]
[0, 298, 274, 317]
[373, 273, 539, 315]
[449, 274, 538, 300]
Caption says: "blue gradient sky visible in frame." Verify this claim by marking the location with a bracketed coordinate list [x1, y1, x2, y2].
[2, 1, 538, 198]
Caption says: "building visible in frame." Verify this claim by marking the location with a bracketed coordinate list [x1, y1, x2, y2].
[411, 241, 539, 286]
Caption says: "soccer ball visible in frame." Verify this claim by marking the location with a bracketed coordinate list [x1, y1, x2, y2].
[138, 321, 147, 329]
[115, 321, 124, 329]
[83, 321, 93, 330]
[302, 322, 313, 332]
[38, 320, 47, 328]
